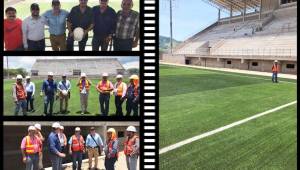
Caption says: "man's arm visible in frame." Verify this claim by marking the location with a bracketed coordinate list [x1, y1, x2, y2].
[32, 83, 35, 96]
[122, 83, 127, 98]
[22, 19, 28, 49]
[132, 14, 140, 47]
[38, 132, 45, 142]
[12, 84, 17, 102]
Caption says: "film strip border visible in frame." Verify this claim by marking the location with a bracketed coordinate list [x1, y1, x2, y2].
[142, 0, 158, 169]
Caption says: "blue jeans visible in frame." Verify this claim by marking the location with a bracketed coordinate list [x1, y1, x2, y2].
[49, 153, 62, 170]
[26, 154, 39, 170]
[15, 99, 27, 116]
[67, 33, 88, 51]
[105, 157, 117, 170]
[126, 98, 138, 116]
[100, 93, 110, 116]
[44, 96, 54, 115]
[272, 72, 278, 82]
[113, 38, 133, 51]
[92, 37, 109, 51]
[27, 39, 45, 51]
[26, 92, 34, 111]
[72, 151, 83, 170]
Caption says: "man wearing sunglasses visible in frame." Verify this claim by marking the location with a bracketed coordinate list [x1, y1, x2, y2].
[114, 0, 139, 51]
[22, 3, 47, 51]
[92, 0, 117, 51]
[67, 0, 94, 51]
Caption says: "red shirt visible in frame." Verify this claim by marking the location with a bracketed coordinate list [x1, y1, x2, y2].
[4, 18, 23, 50]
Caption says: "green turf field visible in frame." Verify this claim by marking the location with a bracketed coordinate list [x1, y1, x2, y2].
[159, 64, 297, 169]
[4, 78, 139, 116]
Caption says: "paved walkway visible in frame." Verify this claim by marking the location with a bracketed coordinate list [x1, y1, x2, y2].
[160, 62, 297, 80]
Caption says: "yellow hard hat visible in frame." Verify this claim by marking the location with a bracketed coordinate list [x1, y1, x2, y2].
[129, 75, 139, 80]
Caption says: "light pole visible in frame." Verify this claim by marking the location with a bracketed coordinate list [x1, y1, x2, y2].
[170, 0, 173, 54]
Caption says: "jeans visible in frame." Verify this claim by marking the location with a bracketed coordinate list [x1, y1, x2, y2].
[113, 38, 133, 51]
[115, 96, 124, 116]
[100, 93, 110, 116]
[126, 155, 138, 170]
[15, 99, 27, 116]
[272, 72, 278, 83]
[72, 151, 83, 170]
[126, 98, 139, 116]
[26, 92, 34, 111]
[92, 37, 109, 51]
[104, 157, 117, 170]
[49, 153, 62, 170]
[26, 154, 39, 170]
[44, 96, 54, 115]
[27, 39, 45, 51]
[67, 33, 88, 51]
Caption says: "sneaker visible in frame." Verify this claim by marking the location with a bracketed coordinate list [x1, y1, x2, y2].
[81, 112, 84, 115]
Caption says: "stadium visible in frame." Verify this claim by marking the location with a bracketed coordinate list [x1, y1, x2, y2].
[3, 57, 140, 116]
[159, 0, 297, 169]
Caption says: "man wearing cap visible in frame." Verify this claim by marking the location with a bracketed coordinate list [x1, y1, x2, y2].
[34, 124, 45, 170]
[21, 126, 42, 170]
[4, 7, 23, 51]
[104, 128, 119, 170]
[114, 0, 139, 51]
[24, 76, 35, 112]
[57, 74, 71, 113]
[124, 126, 139, 170]
[113, 75, 127, 116]
[48, 122, 66, 170]
[69, 127, 85, 170]
[43, 0, 69, 51]
[77, 73, 92, 114]
[67, 0, 94, 51]
[22, 3, 47, 51]
[41, 72, 58, 116]
[12, 74, 27, 116]
[92, 0, 117, 51]
[96, 73, 114, 116]
[86, 127, 104, 170]
[126, 75, 139, 116]
[272, 60, 280, 83]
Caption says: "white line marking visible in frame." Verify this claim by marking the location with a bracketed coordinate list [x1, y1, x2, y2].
[159, 101, 297, 155]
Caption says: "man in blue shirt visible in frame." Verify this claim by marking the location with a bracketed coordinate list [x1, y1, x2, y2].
[48, 122, 66, 170]
[92, 0, 117, 51]
[41, 72, 57, 116]
[43, 0, 69, 51]
[86, 127, 104, 170]
[24, 76, 35, 112]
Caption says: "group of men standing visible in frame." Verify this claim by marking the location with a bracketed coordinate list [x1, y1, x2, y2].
[21, 122, 140, 170]
[4, 0, 139, 51]
[12, 73, 140, 116]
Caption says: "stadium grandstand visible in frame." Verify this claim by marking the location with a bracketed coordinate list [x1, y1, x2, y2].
[162, 0, 297, 74]
[31, 58, 126, 77]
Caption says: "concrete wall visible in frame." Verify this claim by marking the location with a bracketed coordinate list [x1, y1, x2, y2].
[162, 54, 185, 64]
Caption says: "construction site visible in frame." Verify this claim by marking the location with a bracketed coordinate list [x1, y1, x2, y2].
[3, 121, 140, 170]
[161, 0, 297, 74]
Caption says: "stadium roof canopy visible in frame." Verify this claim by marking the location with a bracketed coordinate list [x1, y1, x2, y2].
[202, 0, 261, 12]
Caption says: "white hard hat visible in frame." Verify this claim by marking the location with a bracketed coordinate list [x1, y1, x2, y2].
[62, 90, 68, 96]
[102, 73, 109, 77]
[34, 123, 41, 130]
[75, 127, 81, 131]
[73, 27, 84, 41]
[16, 75, 23, 79]
[62, 74, 67, 77]
[28, 126, 36, 131]
[81, 73, 86, 77]
[48, 72, 54, 76]
[274, 60, 278, 63]
[26, 76, 31, 79]
[52, 122, 61, 128]
[107, 128, 116, 133]
[116, 74, 123, 79]
[59, 125, 64, 130]
[126, 126, 137, 132]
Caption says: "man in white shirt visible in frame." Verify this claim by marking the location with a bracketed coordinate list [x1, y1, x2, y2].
[24, 76, 35, 112]
[22, 3, 47, 51]
[113, 74, 127, 116]
[57, 74, 71, 113]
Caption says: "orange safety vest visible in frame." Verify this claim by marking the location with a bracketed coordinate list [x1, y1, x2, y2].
[16, 83, 26, 100]
[98, 80, 111, 91]
[78, 79, 91, 92]
[116, 82, 124, 96]
[107, 139, 119, 158]
[71, 135, 85, 152]
[124, 135, 139, 156]
[25, 136, 38, 154]
[272, 64, 279, 73]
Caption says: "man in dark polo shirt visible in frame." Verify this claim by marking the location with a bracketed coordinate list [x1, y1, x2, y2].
[92, 0, 117, 51]
[67, 0, 94, 51]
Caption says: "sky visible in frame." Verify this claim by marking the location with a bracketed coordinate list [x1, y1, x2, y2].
[159, 0, 229, 41]
[3, 56, 140, 71]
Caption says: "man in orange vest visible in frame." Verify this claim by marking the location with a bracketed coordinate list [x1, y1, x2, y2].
[272, 60, 280, 83]
[126, 75, 139, 116]
[77, 73, 92, 115]
[20, 126, 42, 170]
[113, 74, 127, 116]
[96, 73, 114, 116]
[68, 127, 85, 170]
[124, 126, 139, 170]
[104, 128, 119, 170]
[12, 74, 27, 116]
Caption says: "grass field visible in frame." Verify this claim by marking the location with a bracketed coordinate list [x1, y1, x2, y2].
[4, 78, 139, 116]
[159, 64, 297, 169]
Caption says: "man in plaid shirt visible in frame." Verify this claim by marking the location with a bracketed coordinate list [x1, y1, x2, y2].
[114, 0, 139, 51]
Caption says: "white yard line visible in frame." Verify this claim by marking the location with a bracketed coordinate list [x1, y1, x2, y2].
[159, 101, 297, 155]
